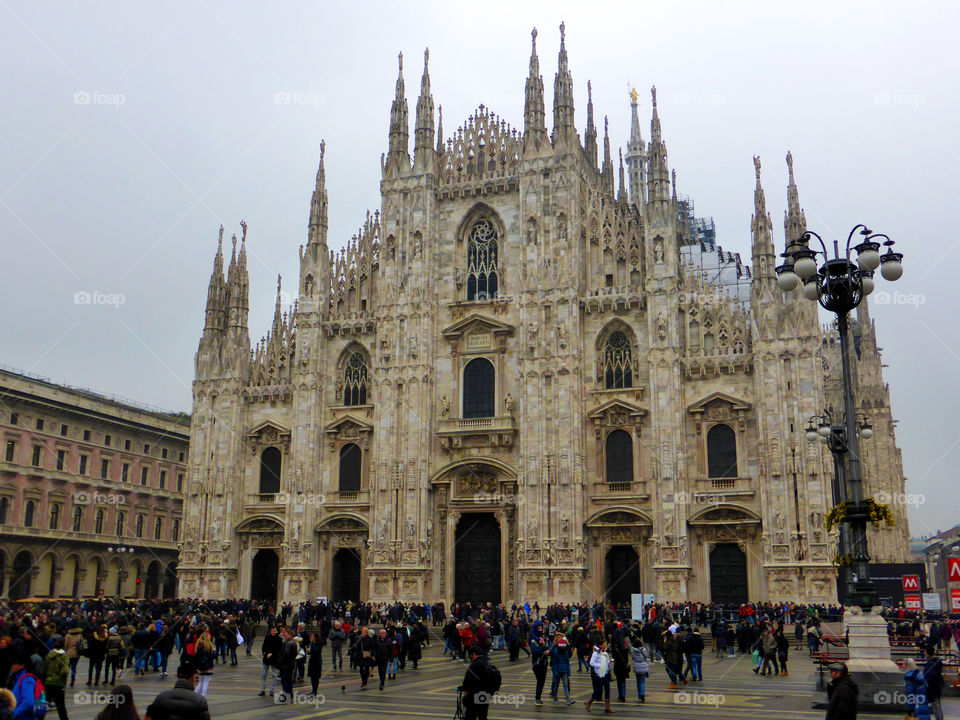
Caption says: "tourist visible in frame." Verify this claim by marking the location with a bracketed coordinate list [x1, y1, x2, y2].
[460, 647, 499, 720]
[550, 632, 575, 705]
[275, 627, 298, 701]
[10, 654, 40, 719]
[585, 638, 613, 713]
[629, 635, 650, 703]
[307, 632, 323, 694]
[921, 644, 945, 720]
[684, 627, 704, 681]
[529, 629, 549, 706]
[329, 622, 345, 671]
[87, 625, 108, 685]
[610, 633, 630, 702]
[257, 625, 280, 697]
[662, 630, 683, 690]
[353, 627, 375, 690]
[0, 689, 15, 720]
[824, 662, 857, 720]
[193, 627, 215, 698]
[776, 627, 790, 676]
[41, 636, 69, 720]
[63, 628, 83, 687]
[105, 627, 124, 685]
[95, 685, 138, 720]
[150, 664, 211, 720]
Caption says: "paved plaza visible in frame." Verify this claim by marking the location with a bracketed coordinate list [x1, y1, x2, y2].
[60, 630, 959, 719]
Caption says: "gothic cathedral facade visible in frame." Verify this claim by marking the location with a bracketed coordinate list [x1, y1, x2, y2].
[179, 26, 910, 606]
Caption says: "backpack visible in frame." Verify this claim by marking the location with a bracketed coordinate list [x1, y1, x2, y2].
[482, 659, 502, 693]
[15, 673, 48, 720]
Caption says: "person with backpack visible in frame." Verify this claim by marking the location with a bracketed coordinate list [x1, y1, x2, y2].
[10, 654, 46, 720]
[585, 638, 613, 713]
[461, 647, 499, 720]
[629, 637, 650, 703]
[41, 638, 68, 720]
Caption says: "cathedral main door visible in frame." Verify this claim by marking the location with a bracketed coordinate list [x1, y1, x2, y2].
[251, 549, 279, 602]
[709, 543, 748, 604]
[332, 548, 361, 602]
[454, 513, 501, 605]
[605, 545, 641, 606]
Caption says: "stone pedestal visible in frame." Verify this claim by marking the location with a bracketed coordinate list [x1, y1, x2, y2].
[841, 606, 904, 709]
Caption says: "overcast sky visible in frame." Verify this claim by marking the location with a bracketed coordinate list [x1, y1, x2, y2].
[1, 1, 956, 536]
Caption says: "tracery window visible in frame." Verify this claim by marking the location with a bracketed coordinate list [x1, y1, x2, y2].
[601, 331, 633, 389]
[605, 430, 634, 485]
[343, 352, 368, 406]
[707, 424, 738, 478]
[462, 358, 495, 419]
[466, 218, 499, 301]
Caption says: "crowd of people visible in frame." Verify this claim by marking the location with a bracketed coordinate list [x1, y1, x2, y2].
[0, 596, 952, 720]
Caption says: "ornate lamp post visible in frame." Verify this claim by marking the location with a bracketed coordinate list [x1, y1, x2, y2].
[777, 224, 903, 609]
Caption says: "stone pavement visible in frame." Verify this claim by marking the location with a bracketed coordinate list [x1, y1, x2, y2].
[62, 638, 959, 719]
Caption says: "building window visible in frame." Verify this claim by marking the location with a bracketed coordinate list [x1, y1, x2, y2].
[94, 509, 104, 534]
[259, 447, 282, 495]
[83, 429, 91, 441]
[60, 424, 68, 436]
[179, 451, 184, 462]
[338, 443, 362, 493]
[116, 512, 125, 536]
[141, 467, 149, 486]
[56, 449, 66, 471]
[36, 418, 44, 431]
[0, 497, 7, 524]
[343, 352, 368, 406]
[101, 459, 110, 479]
[31, 446, 42, 467]
[466, 218, 499, 301]
[159, 470, 166, 490]
[172, 518, 181, 541]
[605, 430, 634, 485]
[706, 423, 738, 478]
[176, 473, 183, 492]
[154, 517, 163, 540]
[104, 434, 111, 446]
[162, 448, 168, 459]
[135, 515, 144, 538]
[4, 440, 15, 462]
[49, 503, 60, 530]
[72, 506, 83, 531]
[124, 440, 131, 451]
[9, 413, 17, 425]
[79, 455, 88, 475]
[121, 463, 129, 482]
[462, 357, 495, 419]
[601, 330, 633, 389]
[24, 500, 36, 527]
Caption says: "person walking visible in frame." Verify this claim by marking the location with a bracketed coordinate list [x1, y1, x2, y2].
[149, 664, 211, 720]
[42, 637, 69, 720]
[63, 628, 83, 688]
[530, 632, 549, 706]
[329, 622, 345, 672]
[824, 663, 857, 720]
[776, 628, 790, 676]
[193, 628, 215, 698]
[275, 628, 298, 702]
[105, 628, 124, 685]
[353, 627, 376, 691]
[460, 647, 500, 720]
[550, 634, 575, 705]
[684, 628, 704, 681]
[611, 635, 630, 703]
[258, 625, 281, 697]
[87, 626, 108, 686]
[629, 638, 650, 703]
[307, 632, 323, 695]
[585, 638, 614, 714]
[921, 644, 945, 720]
[662, 631, 683, 690]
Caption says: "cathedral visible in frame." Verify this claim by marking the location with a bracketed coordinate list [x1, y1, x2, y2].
[179, 25, 911, 606]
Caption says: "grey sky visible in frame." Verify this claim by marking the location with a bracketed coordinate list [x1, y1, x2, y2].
[1, 1, 956, 536]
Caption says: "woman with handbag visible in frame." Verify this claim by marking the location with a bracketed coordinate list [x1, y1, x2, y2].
[585, 638, 614, 713]
[194, 627, 215, 697]
[353, 627, 376, 690]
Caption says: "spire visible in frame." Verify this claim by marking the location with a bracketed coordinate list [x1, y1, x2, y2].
[551, 22, 576, 148]
[751, 155, 777, 286]
[308, 141, 328, 246]
[618, 148, 626, 202]
[523, 28, 547, 152]
[624, 87, 646, 207]
[413, 48, 435, 173]
[583, 80, 598, 168]
[646, 86, 670, 204]
[203, 226, 226, 335]
[385, 52, 410, 177]
[601, 116, 614, 194]
[272, 274, 283, 332]
[436, 105, 444, 154]
[671, 169, 677, 204]
[784, 151, 806, 249]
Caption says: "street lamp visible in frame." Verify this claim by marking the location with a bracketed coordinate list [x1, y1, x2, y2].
[778, 224, 904, 610]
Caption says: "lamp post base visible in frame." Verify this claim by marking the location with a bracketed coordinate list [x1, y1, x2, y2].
[839, 605, 904, 709]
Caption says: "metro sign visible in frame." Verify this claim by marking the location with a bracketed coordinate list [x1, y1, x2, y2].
[948, 557, 960, 582]
[902, 575, 920, 592]
[951, 589, 960, 612]
[904, 594, 922, 610]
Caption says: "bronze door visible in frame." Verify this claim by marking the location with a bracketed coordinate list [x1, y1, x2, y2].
[454, 513, 501, 605]
[709, 543, 748, 604]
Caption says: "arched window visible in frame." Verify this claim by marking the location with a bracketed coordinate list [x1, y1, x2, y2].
[259, 447, 282, 495]
[707, 424, 737, 478]
[0, 496, 8, 524]
[462, 358, 495, 419]
[343, 352, 368, 406]
[24, 500, 35, 528]
[72, 506, 83, 532]
[338, 443, 362, 493]
[601, 330, 633, 389]
[94, 509, 104, 534]
[605, 430, 634, 485]
[135, 514, 144, 538]
[49, 503, 60, 530]
[466, 218, 499, 301]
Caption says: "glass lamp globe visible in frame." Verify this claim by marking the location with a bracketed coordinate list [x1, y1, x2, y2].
[861, 273, 875, 296]
[880, 254, 903, 281]
[805, 429, 819, 442]
[818, 425, 832, 437]
[860, 426, 873, 439]
[777, 270, 800, 291]
[857, 248, 881, 271]
[802, 280, 819, 301]
[794, 255, 818, 280]
[819, 434, 830, 444]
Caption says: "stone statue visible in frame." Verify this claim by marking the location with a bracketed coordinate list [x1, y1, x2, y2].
[775, 510, 785, 530]
[504, 393, 514, 415]
[439, 394, 450, 418]
[209, 519, 220, 537]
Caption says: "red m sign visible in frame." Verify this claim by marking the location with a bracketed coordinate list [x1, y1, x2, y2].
[949, 558, 960, 582]
[902, 575, 920, 591]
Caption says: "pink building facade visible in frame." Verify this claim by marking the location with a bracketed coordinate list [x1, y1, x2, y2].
[0, 367, 188, 599]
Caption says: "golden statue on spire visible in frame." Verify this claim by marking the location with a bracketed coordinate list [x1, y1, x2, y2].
[629, 85, 639, 105]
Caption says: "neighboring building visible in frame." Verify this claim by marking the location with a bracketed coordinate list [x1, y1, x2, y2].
[923, 525, 960, 608]
[180, 26, 911, 605]
[0, 366, 188, 599]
